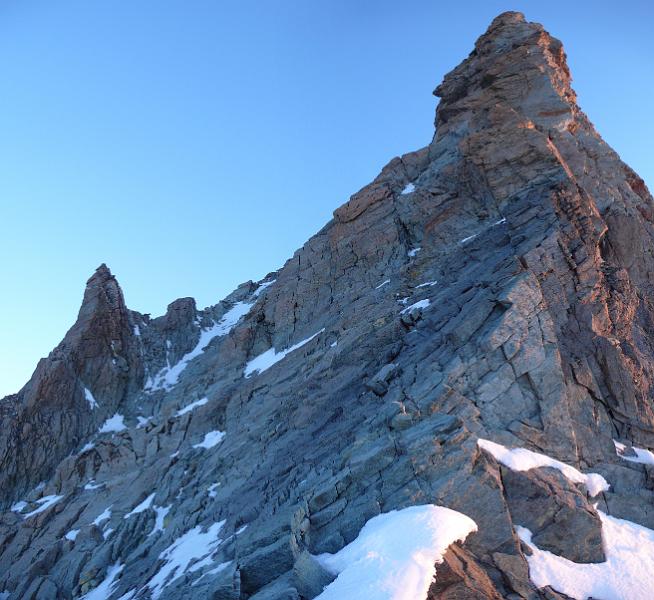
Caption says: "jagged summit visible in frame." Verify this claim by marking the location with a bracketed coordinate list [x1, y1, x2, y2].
[1, 12, 654, 600]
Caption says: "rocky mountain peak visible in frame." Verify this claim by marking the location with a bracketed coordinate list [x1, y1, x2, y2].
[434, 10, 575, 137]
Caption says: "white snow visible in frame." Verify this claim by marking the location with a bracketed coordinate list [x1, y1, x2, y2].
[23, 495, 63, 519]
[375, 279, 391, 289]
[415, 280, 438, 288]
[10, 501, 27, 513]
[133, 324, 141, 336]
[92, 506, 112, 526]
[493, 217, 507, 226]
[136, 415, 152, 428]
[518, 510, 654, 600]
[314, 505, 477, 600]
[477, 438, 609, 497]
[116, 591, 137, 600]
[193, 431, 225, 450]
[99, 413, 126, 434]
[79, 562, 124, 600]
[460, 233, 479, 244]
[401, 183, 416, 195]
[252, 279, 275, 297]
[84, 387, 99, 410]
[65, 529, 80, 541]
[207, 483, 220, 498]
[145, 521, 226, 598]
[80, 442, 95, 453]
[175, 397, 209, 417]
[170, 450, 180, 459]
[124, 493, 155, 519]
[84, 480, 103, 490]
[614, 440, 654, 466]
[145, 281, 274, 392]
[244, 328, 325, 378]
[330, 341, 338, 348]
[150, 505, 172, 536]
[407, 247, 421, 257]
[400, 299, 431, 315]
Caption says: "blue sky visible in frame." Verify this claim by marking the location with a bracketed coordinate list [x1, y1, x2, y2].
[1, 0, 652, 397]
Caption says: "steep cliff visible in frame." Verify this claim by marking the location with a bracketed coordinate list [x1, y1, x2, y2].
[1, 11, 653, 600]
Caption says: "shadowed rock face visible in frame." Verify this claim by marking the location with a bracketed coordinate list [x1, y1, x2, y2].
[1, 11, 653, 600]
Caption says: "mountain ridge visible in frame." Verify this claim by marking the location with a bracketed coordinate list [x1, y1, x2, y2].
[1, 10, 654, 600]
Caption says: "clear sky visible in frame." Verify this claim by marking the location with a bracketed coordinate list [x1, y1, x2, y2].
[1, 0, 652, 398]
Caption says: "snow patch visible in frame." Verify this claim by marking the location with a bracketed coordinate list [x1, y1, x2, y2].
[193, 431, 225, 450]
[459, 233, 478, 244]
[314, 505, 477, 600]
[518, 510, 654, 600]
[84, 387, 99, 410]
[415, 280, 438, 288]
[477, 438, 609, 497]
[145, 521, 226, 598]
[207, 483, 220, 498]
[614, 440, 654, 466]
[401, 182, 415, 195]
[99, 414, 126, 434]
[10, 501, 27, 513]
[375, 279, 391, 289]
[84, 480, 103, 491]
[80, 442, 95, 453]
[23, 495, 63, 519]
[92, 506, 112, 526]
[65, 529, 80, 541]
[400, 299, 431, 315]
[79, 562, 124, 600]
[136, 415, 152, 428]
[407, 247, 421, 257]
[244, 328, 325, 378]
[175, 397, 209, 417]
[150, 505, 172, 536]
[125, 493, 155, 519]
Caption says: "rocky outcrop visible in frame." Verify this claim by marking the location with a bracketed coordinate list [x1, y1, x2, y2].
[0, 264, 141, 506]
[1, 10, 653, 600]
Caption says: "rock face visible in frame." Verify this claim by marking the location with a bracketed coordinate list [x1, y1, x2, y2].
[1, 11, 653, 600]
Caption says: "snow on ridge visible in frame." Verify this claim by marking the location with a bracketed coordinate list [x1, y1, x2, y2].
[65, 529, 80, 541]
[124, 493, 156, 519]
[193, 431, 225, 450]
[79, 562, 124, 600]
[459, 233, 478, 244]
[175, 397, 209, 417]
[244, 328, 325, 378]
[99, 414, 126, 434]
[20, 494, 63, 519]
[146, 280, 274, 392]
[314, 504, 477, 600]
[92, 506, 112, 526]
[477, 438, 609, 497]
[149, 505, 172, 537]
[415, 280, 438, 288]
[400, 299, 431, 315]
[84, 387, 99, 410]
[613, 440, 654, 466]
[518, 510, 654, 600]
[146, 521, 226, 598]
